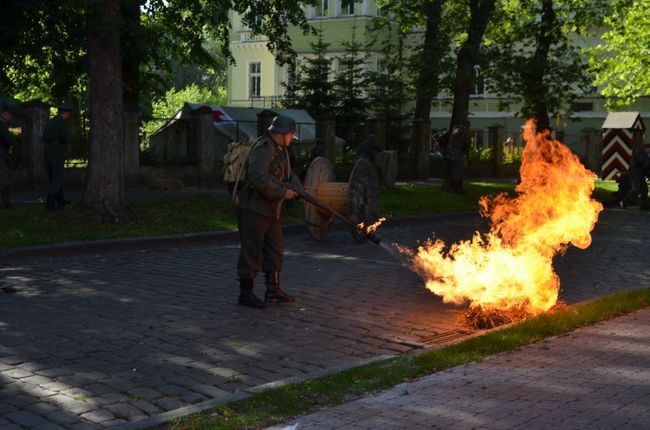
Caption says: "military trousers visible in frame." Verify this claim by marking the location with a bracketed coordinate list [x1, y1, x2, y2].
[45, 155, 65, 195]
[0, 156, 10, 206]
[237, 208, 284, 281]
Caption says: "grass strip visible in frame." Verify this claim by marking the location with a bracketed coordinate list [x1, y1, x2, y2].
[164, 288, 650, 430]
[1, 180, 617, 248]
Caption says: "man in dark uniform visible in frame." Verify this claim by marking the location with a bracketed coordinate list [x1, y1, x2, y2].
[355, 134, 382, 161]
[43, 102, 73, 211]
[448, 125, 469, 194]
[235, 115, 304, 308]
[0, 103, 19, 209]
[621, 144, 650, 209]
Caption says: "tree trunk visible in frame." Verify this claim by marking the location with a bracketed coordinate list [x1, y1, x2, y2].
[443, 0, 495, 187]
[122, 0, 141, 184]
[81, 0, 127, 221]
[413, 0, 445, 122]
[523, 0, 557, 132]
[448, 0, 495, 132]
[412, 0, 445, 175]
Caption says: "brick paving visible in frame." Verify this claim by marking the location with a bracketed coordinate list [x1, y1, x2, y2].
[270, 307, 650, 430]
[0, 208, 649, 428]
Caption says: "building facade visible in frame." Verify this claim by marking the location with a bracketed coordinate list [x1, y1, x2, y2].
[227, 0, 389, 109]
[227, 4, 648, 159]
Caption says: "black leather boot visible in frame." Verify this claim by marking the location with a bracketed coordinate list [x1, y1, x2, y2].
[0, 188, 11, 209]
[55, 191, 70, 208]
[238, 279, 266, 309]
[46, 193, 56, 211]
[264, 271, 295, 303]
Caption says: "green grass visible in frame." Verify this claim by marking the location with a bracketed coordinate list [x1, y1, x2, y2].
[0, 180, 619, 249]
[380, 181, 517, 217]
[163, 288, 650, 430]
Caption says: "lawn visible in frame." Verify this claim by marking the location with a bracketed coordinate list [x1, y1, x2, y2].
[0, 180, 618, 248]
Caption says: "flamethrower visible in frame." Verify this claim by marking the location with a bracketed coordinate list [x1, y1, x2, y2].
[285, 183, 383, 245]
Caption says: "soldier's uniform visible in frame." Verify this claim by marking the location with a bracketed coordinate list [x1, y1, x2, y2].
[43, 109, 73, 210]
[236, 115, 303, 308]
[622, 146, 650, 209]
[448, 126, 469, 194]
[0, 106, 18, 209]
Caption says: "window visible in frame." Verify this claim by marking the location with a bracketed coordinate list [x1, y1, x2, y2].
[331, 58, 340, 79]
[377, 58, 387, 75]
[571, 101, 593, 112]
[249, 62, 261, 98]
[313, 0, 329, 18]
[340, 0, 354, 16]
[470, 65, 485, 97]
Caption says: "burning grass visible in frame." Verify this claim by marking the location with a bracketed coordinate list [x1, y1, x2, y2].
[463, 301, 569, 329]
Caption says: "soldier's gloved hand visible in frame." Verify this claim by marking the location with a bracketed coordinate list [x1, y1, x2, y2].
[284, 189, 298, 200]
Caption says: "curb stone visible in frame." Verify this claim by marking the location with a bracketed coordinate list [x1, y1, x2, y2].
[114, 355, 396, 430]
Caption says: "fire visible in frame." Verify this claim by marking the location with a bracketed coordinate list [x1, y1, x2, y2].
[358, 217, 387, 234]
[407, 120, 603, 316]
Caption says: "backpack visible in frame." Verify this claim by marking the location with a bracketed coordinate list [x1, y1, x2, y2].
[223, 138, 254, 197]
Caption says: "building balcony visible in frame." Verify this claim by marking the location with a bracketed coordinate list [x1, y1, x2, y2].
[230, 96, 284, 109]
[237, 32, 268, 43]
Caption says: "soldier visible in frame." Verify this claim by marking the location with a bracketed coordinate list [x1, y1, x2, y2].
[448, 125, 469, 194]
[0, 103, 19, 209]
[621, 144, 650, 209]
[43, 102, 74, 211]
[355, 134, 382, 161]
[235, 115, 304, 308]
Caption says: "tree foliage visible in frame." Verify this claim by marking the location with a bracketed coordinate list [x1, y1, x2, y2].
[284, 28, 337, 118]
[482, 0, 605, 128]
[589, 0, 650, 109]
[332, 23, 368, 123]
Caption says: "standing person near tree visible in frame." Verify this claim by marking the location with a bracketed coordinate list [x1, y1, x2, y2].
[448, 125, 470, 194]
[43, 102, 74, 211]
[234, 115, 304, 309]
[0, 103, 19, 209]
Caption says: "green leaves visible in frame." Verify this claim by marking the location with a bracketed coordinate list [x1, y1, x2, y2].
[589, 0, 650, 109]
[141, 84, 227, 138]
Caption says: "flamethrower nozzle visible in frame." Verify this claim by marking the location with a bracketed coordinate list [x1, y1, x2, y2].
[365, 230, 382, 245]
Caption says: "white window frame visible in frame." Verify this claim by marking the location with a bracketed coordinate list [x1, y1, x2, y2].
[312, 0, 329, 18]
[339, 0, 355, 16]
[377, 57, 387, 75]
[248, 61, 262, 99]
[330, 57, 340, 80]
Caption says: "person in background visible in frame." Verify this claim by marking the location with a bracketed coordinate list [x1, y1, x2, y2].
[355, 134, 382, 161]
[448, 125, 469, 194]
[0, 103, 19, 209]
[43, 102, 74, 211]
[621, 144, 650, 209]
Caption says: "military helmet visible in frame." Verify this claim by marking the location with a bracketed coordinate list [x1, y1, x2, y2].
[57, 101, 73, 111]
[268, 115, 296, 134]
[1, 103, 19, 116]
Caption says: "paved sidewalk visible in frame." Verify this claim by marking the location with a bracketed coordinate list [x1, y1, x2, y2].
[0, 209, 649, 428]
[271, 308, 650, 430]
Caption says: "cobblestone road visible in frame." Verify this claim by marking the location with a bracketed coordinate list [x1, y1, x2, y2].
[271, 308, 650, 430]
[1, 208, 649, 428]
